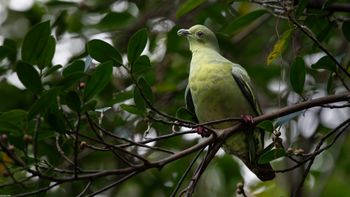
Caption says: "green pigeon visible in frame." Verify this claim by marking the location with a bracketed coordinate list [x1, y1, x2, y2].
[177, 24, 275, 181]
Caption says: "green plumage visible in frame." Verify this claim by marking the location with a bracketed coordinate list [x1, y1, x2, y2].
[178, 25, 275, 181]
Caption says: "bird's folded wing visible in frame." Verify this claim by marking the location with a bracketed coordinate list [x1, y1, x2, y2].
[185, 85, 198, 122]
[231, 65, 262, 116]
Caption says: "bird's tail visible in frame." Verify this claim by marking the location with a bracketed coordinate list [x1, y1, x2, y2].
[245, 162, 275, 181]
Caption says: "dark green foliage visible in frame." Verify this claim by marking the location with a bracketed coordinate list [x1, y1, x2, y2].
[225, 9, 268, 34]
[176, 0, 205, 18]
[16, 61, 42, 94]
[84, 61, 113, 101]
[257, 120, 274, 133]
[131, 55, 152, 76]
[21, 21, 52, 66]
[37, 36, 56, 69]
[28, 88, 61, 119]
[342, 21, 350, 42]
[311, 55, 337, 72]
[127, 28, 148, 65]
[87, 39, 122, 65]
[0, 110, 27, 135]
[290, 57, 306, 95]
[62, 60, 85, 77]
[258, 148, 286, 164]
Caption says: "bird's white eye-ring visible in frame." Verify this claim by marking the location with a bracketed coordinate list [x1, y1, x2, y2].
[196, 31, 204, 38]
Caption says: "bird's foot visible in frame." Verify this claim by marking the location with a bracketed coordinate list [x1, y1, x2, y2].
[241, 115, 254, 125]
[194, 126, 211, 137]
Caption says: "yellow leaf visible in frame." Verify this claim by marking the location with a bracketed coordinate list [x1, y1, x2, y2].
[267, 29, 293, 65]
[0, 153, 13, 174]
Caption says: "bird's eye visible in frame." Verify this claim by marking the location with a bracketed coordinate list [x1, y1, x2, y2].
[196, 31, 204, 38]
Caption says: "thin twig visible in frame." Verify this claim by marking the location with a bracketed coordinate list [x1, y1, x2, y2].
[0, 175, 36, 189]
[85, 142, 175, 155]
[74, 113, 81, 178]
[77, 181, 92, 197]
[33, 115, 41, 172]
[117, 130, 195, 148]
[292, 119, 350, 196]
[55, 135, 75, 166]
[181, 141, 223, 197]
[287, 13, 350, 80]
[12, 182, 62, 197]
[171, 147, 205, 197]
[0, 159, 28, 189]
[85, 112, 136, 167]
[85, 172, 137, 197]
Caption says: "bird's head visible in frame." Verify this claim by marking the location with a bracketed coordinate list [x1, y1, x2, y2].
[177, 25, 220, 53]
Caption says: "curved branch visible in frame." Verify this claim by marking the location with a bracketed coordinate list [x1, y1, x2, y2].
[2, 92, 349, 195]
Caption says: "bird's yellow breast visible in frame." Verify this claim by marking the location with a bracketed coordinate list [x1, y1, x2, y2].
[189, 62, 253, 129]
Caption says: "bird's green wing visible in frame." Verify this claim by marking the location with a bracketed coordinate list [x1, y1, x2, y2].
[185, 85, 198, 122]
[231, 65, 262, 116]
[231, 65, 265, 163]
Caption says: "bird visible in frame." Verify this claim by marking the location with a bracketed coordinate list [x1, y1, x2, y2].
[177, 24, 275, 181]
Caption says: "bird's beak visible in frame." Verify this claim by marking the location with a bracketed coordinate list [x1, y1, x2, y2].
[177, 29, 190, 37]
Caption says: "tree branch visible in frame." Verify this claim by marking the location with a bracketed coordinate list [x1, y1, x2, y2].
[2, 92, 349, 195]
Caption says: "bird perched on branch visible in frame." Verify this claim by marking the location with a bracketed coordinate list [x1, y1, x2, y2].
[177, 25, 275, 181]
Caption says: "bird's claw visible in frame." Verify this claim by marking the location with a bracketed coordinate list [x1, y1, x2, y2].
[194, 126, 211, 137]
[241, 115, 254, 125]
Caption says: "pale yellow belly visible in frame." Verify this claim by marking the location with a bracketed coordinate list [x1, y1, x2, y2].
[189, 65, 254, 159]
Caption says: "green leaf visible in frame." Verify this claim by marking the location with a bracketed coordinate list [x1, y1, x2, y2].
[131, 55, 152, 76]
[311, 56, 337, 72]
[28, 88, 61, 120]
[3, 39, 17, 62]
[21, 21, 51, 65]
[64, 91, 81, 112]
[37, 35, 56, 69]
[87, 39, 122, 65]
[82, 100, 97, 111]
[84, 61, 113, 101]
[0, 109, 27, 121]
[137, 77, 154, 103]
[342, 21, 350, 42]
[225, 10, 268, 34]
[113, 90, 133, 103]
[16, 61, 42, 94]
[62, 60, 85, 77]
[176, 0, 205, 18]
[267, 29, 292, 65]
[0, 46, 10, 61]
[176, 107, 196, 121]
[0, 110, 27, 135]
[327, 73, 334, 94]
[0, 119, 22, 134]
[99, 12, 134, 29]
[134, 87, 146, 110]
[257, 120, 274, 133]
[43, 65, 62, 77]
[36, 180, 51, 197]
[258, 148, 286, 164]
[60, 72, 86, 89]
[290, 57, 306, 95]
[316, 21, 333, 42]
[135, 119, 148, 133]
[127, 28, 148, 65]
[295, 0, 308, 18]
[46, 113, 66, 134]
[120, 104, 145, 115]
